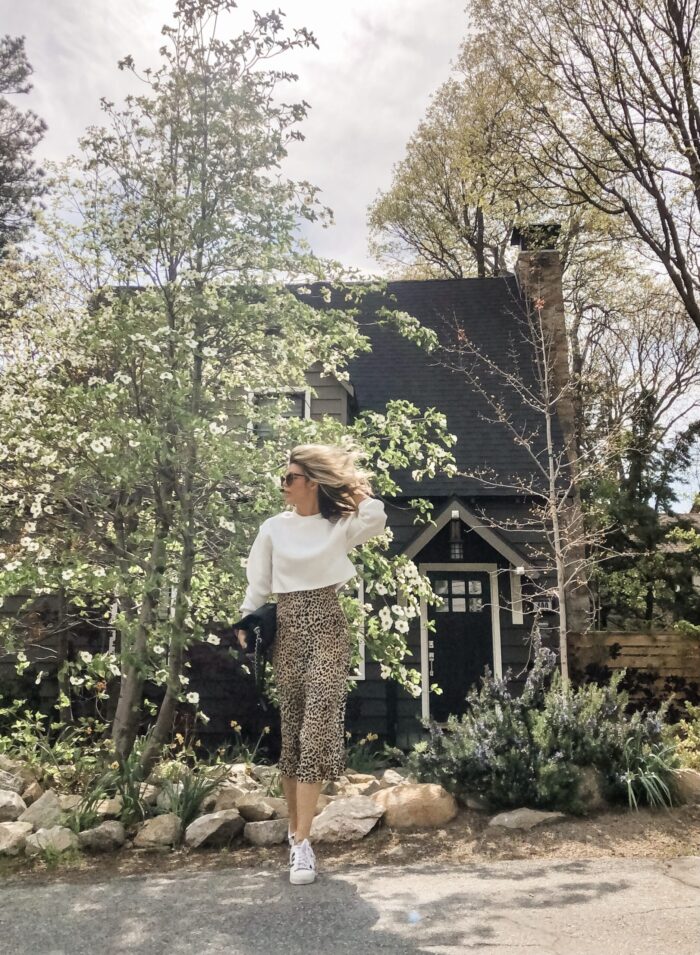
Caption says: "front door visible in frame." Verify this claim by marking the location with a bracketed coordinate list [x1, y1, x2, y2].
[427, 570, 494, 722]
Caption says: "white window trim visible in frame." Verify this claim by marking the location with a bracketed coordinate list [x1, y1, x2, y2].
[510, 569, 524, 625]
[418, 562, 502, 722]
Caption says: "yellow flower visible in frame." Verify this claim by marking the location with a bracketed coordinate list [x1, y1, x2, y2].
[109, 761, 119, 770]
[175, 732, 184, 745]
[263, 726, 271, 735]
[230, 720, 241, 731]
[345, 731, 352, 740]
[366, 732, 379, 742]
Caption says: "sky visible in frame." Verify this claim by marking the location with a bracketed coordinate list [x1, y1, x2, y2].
[5, 0, 698, 509]
[3, 0, 467, 273]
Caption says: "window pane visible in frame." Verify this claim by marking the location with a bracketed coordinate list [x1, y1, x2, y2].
[469, 597, 483, 612]
[434, 580, 448, 594]
[451, 597, 466, 612]
[452, 580, 466, 595]
[468, 580, 482, 595]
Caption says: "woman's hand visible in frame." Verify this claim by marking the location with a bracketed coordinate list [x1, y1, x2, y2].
[235, 628, 248, 650]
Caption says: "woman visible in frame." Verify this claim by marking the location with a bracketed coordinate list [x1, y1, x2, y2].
[235, 443, 387, 885]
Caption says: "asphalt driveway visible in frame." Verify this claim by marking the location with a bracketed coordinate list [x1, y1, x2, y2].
[1, 855, 698, 954]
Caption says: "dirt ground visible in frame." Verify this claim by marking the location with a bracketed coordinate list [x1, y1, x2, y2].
[2, 801, 699, 886]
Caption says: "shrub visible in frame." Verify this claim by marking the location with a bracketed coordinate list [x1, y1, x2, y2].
[667, 701, 700, 770]
[407, 637, 683, 815]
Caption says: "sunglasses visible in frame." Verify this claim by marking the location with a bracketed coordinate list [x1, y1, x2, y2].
[281, 471, 308, 487]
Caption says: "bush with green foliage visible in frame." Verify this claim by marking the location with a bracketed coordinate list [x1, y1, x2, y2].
[407, 638, 682, 814]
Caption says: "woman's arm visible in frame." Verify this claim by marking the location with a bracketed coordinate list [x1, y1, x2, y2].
[239, 522, 273, 616]
[344, 493, 387, 549]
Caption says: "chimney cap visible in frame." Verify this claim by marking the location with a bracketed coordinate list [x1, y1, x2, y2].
[510, 223, 561, 251]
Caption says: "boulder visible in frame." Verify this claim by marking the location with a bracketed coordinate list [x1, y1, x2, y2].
[243, 818, 289, 846]
[315, 794, 334, 814]
[310, 795, 383, 842]
[378, 769, 408, 790]
[0, 821, 33, 856]
[0, 756, 38, 790]
[345, 772, 378, 785]
[185, 810, 245, 848]
[235, 796, 275, 822]
[341, 780, 381, 797]
[138, 783, 160, 807]
[21, 781, 44, 806]
[95, 796, 123, 819]
[672, 768, 700, 805]
[133, 813, 182, 849]
[19, 789, 62, 830]
[488, 808, 567, 831]
[372, 783, 458, 829]
[78, 820, 126, 852]
[0, 769, 24, 795]
[214, 784, 248, 812]
[156, 782, 184, 812]
[58, 794, 82, 812]
[263, 797, 289, 819]
[322, 776, 349, 796]
[25, 826, 79, 857]
[462, 792, 491, 812]
[249, 765, 279, 786]
[0, 790, 27, 823]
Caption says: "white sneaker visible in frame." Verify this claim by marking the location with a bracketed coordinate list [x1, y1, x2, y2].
[289, 838, 316, 885]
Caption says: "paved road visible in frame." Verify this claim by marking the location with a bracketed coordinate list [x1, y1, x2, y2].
[1, 855, 699, 954]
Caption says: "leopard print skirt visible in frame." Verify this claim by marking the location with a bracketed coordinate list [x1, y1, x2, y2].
[272, 585, 352, 784]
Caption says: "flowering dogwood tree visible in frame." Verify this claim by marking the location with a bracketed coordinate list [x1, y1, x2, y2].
[0, 1, 454, 771]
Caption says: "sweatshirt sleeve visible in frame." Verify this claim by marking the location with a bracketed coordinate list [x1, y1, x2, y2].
[239, 521, 273, 616]
[344, 496, 387, 550]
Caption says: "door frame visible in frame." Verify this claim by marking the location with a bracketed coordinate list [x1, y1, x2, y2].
[418, 562, 503, 721]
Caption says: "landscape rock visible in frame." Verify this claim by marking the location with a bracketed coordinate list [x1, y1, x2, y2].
[95, 796, 123, 819]
[378, 769, 408, 790]
[672, 768, 700, 804]
[58, 794, 82, 812]
[0, 770, 24, 795]
[322, 776, 349, 796]
[0, 756, 38, 790]
[25, 826, 79, 857]
[488, 808, 567, 831]
[345, 772, 378, 785]
[0, 790, 27, 822]
[243, 818, 289, 846]
[462, 792, 492, 812]
[18, 789, 62, 830]
[139, 783, 159, 807]
[78, 820, 126, 852]
[213, 784, 248, 812]
[372, 783, 458, 829]
[249, 765, 280, 787]
[310, 795, 383, 843]
[235, 796, 275, 822]
[156, 782, 184, 812]
[133, 813, 182, 849]
[185, 810, 245, 848]
[21, 781, 44, 805]
[262, 797, 289, 819]
[0, 821, 33, 856]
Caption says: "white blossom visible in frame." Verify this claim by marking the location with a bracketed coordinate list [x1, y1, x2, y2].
[186, 691, 199, 705]
[206, 633, 221, 646]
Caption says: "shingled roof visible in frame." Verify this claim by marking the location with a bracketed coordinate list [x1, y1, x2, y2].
[298, 277, 566, 498]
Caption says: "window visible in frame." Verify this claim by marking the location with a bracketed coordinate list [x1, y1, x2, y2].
[246, 388, 311, 440]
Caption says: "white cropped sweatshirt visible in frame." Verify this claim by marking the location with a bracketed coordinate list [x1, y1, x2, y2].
[239, 496, 387, 616]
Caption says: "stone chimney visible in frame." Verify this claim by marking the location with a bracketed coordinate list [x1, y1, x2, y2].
[511, 226, 591, 639]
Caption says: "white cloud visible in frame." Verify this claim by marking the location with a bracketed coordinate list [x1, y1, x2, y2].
[5, 0, 466, 271]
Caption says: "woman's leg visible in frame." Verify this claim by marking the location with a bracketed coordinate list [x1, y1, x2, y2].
[294, 780, 323, 843]
[281, 774, 298, 835]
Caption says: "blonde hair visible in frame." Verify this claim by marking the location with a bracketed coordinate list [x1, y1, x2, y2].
[288, 442, 374, 521]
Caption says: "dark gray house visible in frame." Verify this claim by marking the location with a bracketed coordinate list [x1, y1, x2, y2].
[236, 243, 582, 749]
